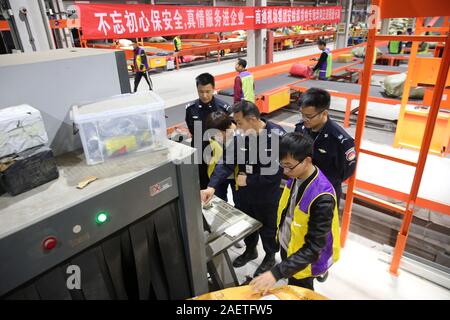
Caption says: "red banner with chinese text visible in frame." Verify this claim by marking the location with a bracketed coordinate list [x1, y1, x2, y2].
[77, 4, 254, 40]
[76, 4, 341, 40]
[254, 6, 341, 29]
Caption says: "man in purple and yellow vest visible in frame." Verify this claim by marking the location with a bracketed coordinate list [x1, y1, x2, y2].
[311, 39, 332, 80]
[132, 42, 152, 92]
[250, 132, 340, 293]
[234, 58, 255, 103]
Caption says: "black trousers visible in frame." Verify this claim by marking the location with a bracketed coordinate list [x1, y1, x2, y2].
[238, 200, 279, 255]
[134, 71, 151, 92]
[280, 248, 315, 291]
[175, 50, 184, 63]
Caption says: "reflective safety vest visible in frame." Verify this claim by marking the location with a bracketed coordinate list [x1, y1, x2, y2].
[174, 36, 182, 51]
[388, 41, 401, 54]
[325, 48, 333, 78]
[134, 48, 148, 72]
[316, 48, 332, 79]
[276, 167, 340, 279]
[207, 139, 239, 190]
[293, 25, 302, 33]
[238, 71, 255, 103]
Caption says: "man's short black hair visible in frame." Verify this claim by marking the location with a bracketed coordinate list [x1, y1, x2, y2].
[231, 100, 260, 119]
[280, 132, 313, 162]
[237, 58, 247, 69]
[298, 87, 330, 112]
[317, 39, 327, 47]
[206, 111, 233, 131]
[196, 73, 215, 88]
[397, 30, 403, 35]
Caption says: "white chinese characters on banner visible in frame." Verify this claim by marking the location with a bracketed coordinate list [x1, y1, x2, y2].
[162, 9, 173, 30]
[214, 9, 222, 27]
[151, 10, 163, 32]
[196, 9, 205, 29]
[255, 9, 261, 25]
[110, 10, 125, 35]
[267, 9, 272, 24]
[86, 5, 340, 39]
[186, 10, 196, 29]
[252, 6, 341, 27]
[261, 9, 267, 25]
[230, 9, 237, 26]
[223, 8, 230, 27]
[173, 10, 183, 30]
[124, 11, 138, 33]
[205, 9, 214, 28]
[95, 12, 110, 35]
[238, 9, 245, 25]
[273, 9, 278, 24]
[139, 11, 150, 32]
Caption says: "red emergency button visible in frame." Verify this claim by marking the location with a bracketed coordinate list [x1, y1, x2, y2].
[42, 236, 57, 251]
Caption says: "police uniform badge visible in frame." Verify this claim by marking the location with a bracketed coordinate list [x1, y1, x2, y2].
[345, 147, 356, 161]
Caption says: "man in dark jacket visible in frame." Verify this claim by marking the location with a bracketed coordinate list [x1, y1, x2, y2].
[295, 88, 356, 208]
[185, 73, 231, 190]
[250, 132, 340, 292]
[201, 100, 286, 277]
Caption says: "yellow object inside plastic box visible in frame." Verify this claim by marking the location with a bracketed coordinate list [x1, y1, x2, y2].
[104, 136, 138, 156]
[191, 285, 328, 300]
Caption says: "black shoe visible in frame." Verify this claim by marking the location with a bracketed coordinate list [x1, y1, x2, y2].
[317, 271, 329, 283]
[232, 249, 258, 268]
[253, 253, 276, 277]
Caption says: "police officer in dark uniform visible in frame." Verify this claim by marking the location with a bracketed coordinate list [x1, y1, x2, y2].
[294, 88, 356, 206]
[201, 100, 286, 277]
[185, 73, 231, 191]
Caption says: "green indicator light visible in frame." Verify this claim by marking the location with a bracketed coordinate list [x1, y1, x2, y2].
[95, 212, 109, 224]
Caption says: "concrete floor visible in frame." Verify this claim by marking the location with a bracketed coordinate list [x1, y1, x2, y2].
[135, 44, 450, 299]
[227, 233, 450, 300]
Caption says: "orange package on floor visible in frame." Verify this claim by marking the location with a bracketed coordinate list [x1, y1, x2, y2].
[191, 285, 328, 300]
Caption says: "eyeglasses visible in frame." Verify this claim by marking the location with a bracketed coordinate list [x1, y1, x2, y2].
[278, 159, 304, 171]
[301, 110, 324, 121]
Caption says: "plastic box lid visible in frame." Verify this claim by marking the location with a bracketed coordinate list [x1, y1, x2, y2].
[71, 92, 165, 123]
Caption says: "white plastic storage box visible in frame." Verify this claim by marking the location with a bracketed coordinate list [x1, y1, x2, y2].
[71, 92, 168, 165]
[0, 105, 49, 158]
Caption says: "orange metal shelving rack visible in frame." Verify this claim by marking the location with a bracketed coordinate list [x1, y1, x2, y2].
[340, 0, 450, 275]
